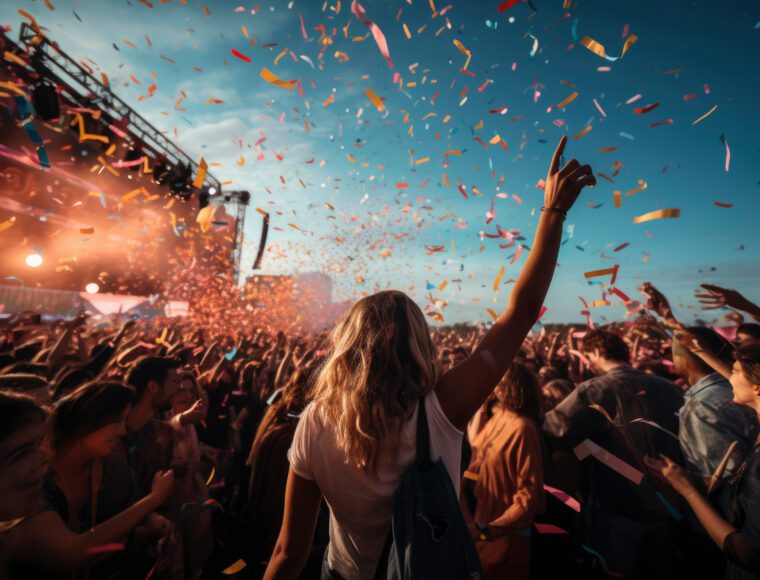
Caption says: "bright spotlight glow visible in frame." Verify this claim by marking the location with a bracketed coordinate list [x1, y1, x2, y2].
[25, 254, 43, 268]
[85, 283, 100, 294]
[208, 187, 217, 195]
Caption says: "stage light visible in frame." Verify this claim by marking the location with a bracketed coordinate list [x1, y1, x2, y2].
[31, 81, 60, 120]
[85, 282, 100, 294]
[25, 253, 43, 268]
[208, 187, 217, 195]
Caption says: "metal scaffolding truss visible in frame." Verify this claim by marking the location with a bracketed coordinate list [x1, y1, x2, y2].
[4, 25, 265, 276]
[14, 22, 222, 191]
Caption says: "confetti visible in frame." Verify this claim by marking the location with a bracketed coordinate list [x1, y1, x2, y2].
[574, 439, 644, 485]
[192, 157, 208, 189]
[584, 264, 619, 283]
[492, 265, 505, 291]
[713, 201, 733, 208]
[230, 48, 251, 63]
[555, 92, 578, 109]
[543, 483, 581, 512]
[574, 125, 592, 140]
[719, 134, 730, 172]
[260, 67, 296, 90]
[222, 559, 247, 575]
[633, 102, 659, 114]
[623, 179, 647, 197]
[351, 0, 394, 69]
[632, 208, 681, 224]
[0, 217, 16, 233]
[497, 0, 520, 11]
[580, 34, 637, 61]
[364, 88, 386, 111]
[534, 523, 569, 535]
[691, 104, 717, 125]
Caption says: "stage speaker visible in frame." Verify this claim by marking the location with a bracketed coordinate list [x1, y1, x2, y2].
[253, 212, 269, 270]
[32, 82, 60, 120]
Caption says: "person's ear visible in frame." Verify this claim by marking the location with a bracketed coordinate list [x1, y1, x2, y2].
[147, 379, 159, 396]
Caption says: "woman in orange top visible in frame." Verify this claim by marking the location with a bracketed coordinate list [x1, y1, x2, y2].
[463, 363, 544, 580]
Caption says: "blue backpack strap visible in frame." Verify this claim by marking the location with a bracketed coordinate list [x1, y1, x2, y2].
[415, 395, 432, 466]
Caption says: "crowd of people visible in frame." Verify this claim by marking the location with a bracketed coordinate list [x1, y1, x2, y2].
[0, 139, 758, 579]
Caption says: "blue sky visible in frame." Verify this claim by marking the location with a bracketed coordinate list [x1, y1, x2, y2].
[2, 0, 759, 325]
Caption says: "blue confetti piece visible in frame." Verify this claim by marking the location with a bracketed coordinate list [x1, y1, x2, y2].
[656, 492, 683, 521]
[14, 96, 51, 169]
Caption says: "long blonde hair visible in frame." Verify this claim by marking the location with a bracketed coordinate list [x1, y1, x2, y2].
[311, 290, 438, 475]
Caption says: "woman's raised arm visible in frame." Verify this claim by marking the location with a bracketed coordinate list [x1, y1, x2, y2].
[436, 136, 595, 430]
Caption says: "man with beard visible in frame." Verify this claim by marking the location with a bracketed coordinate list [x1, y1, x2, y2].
[123, 356, 182, 498]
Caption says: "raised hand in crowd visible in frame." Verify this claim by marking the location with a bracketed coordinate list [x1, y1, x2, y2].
[696, 284, 760, 323]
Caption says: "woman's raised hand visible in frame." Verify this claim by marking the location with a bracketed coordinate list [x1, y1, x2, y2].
[543, 136, 596, 213]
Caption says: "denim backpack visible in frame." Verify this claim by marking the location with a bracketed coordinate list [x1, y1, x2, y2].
[381, 397, 483, 580]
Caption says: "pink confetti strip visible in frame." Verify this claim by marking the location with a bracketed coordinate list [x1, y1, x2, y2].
[573, 439, 644, 485]
[543, 484, 581, 512]
[593, 98, 606, 117]
[351, 1, 394, 69]
[720, 134, 730, 172]
[299, 14, 308, 39]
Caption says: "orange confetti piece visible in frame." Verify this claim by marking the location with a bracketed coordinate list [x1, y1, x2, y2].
[555, 92, 578, 109]
[581, 34, 637, 60]
[438, 280, 448, 291]
[222, 560, 247, 575]
[632, 208, 681, 224]
[574, 125, 592, 140]
[274, 48, 288, 66]
[584, 264, 619, 282]
[486, 308, 499, 321]
[0, 217, 16, 233]
[403, 23, 411, 39]
[713, 201, 733, 208]
[452, 38, 472, 69]
[3, 51, 27, 67]
[415, 157, 430, 165]
[624, 179, 647, 197]
[79, 227, 95, 235]
[260, 67, 296, 90]
[288, 223, 308, 233]
[492, 265, 505, 291]
[613, 191, 621, 208]
[192, 157, 208, 189]
[200, 3, 210, 17]
[365, 87, 385, 111]
[444, 149, 462, 157]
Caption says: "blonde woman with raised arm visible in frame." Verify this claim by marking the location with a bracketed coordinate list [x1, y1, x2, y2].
[264, 137, 595, 580]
